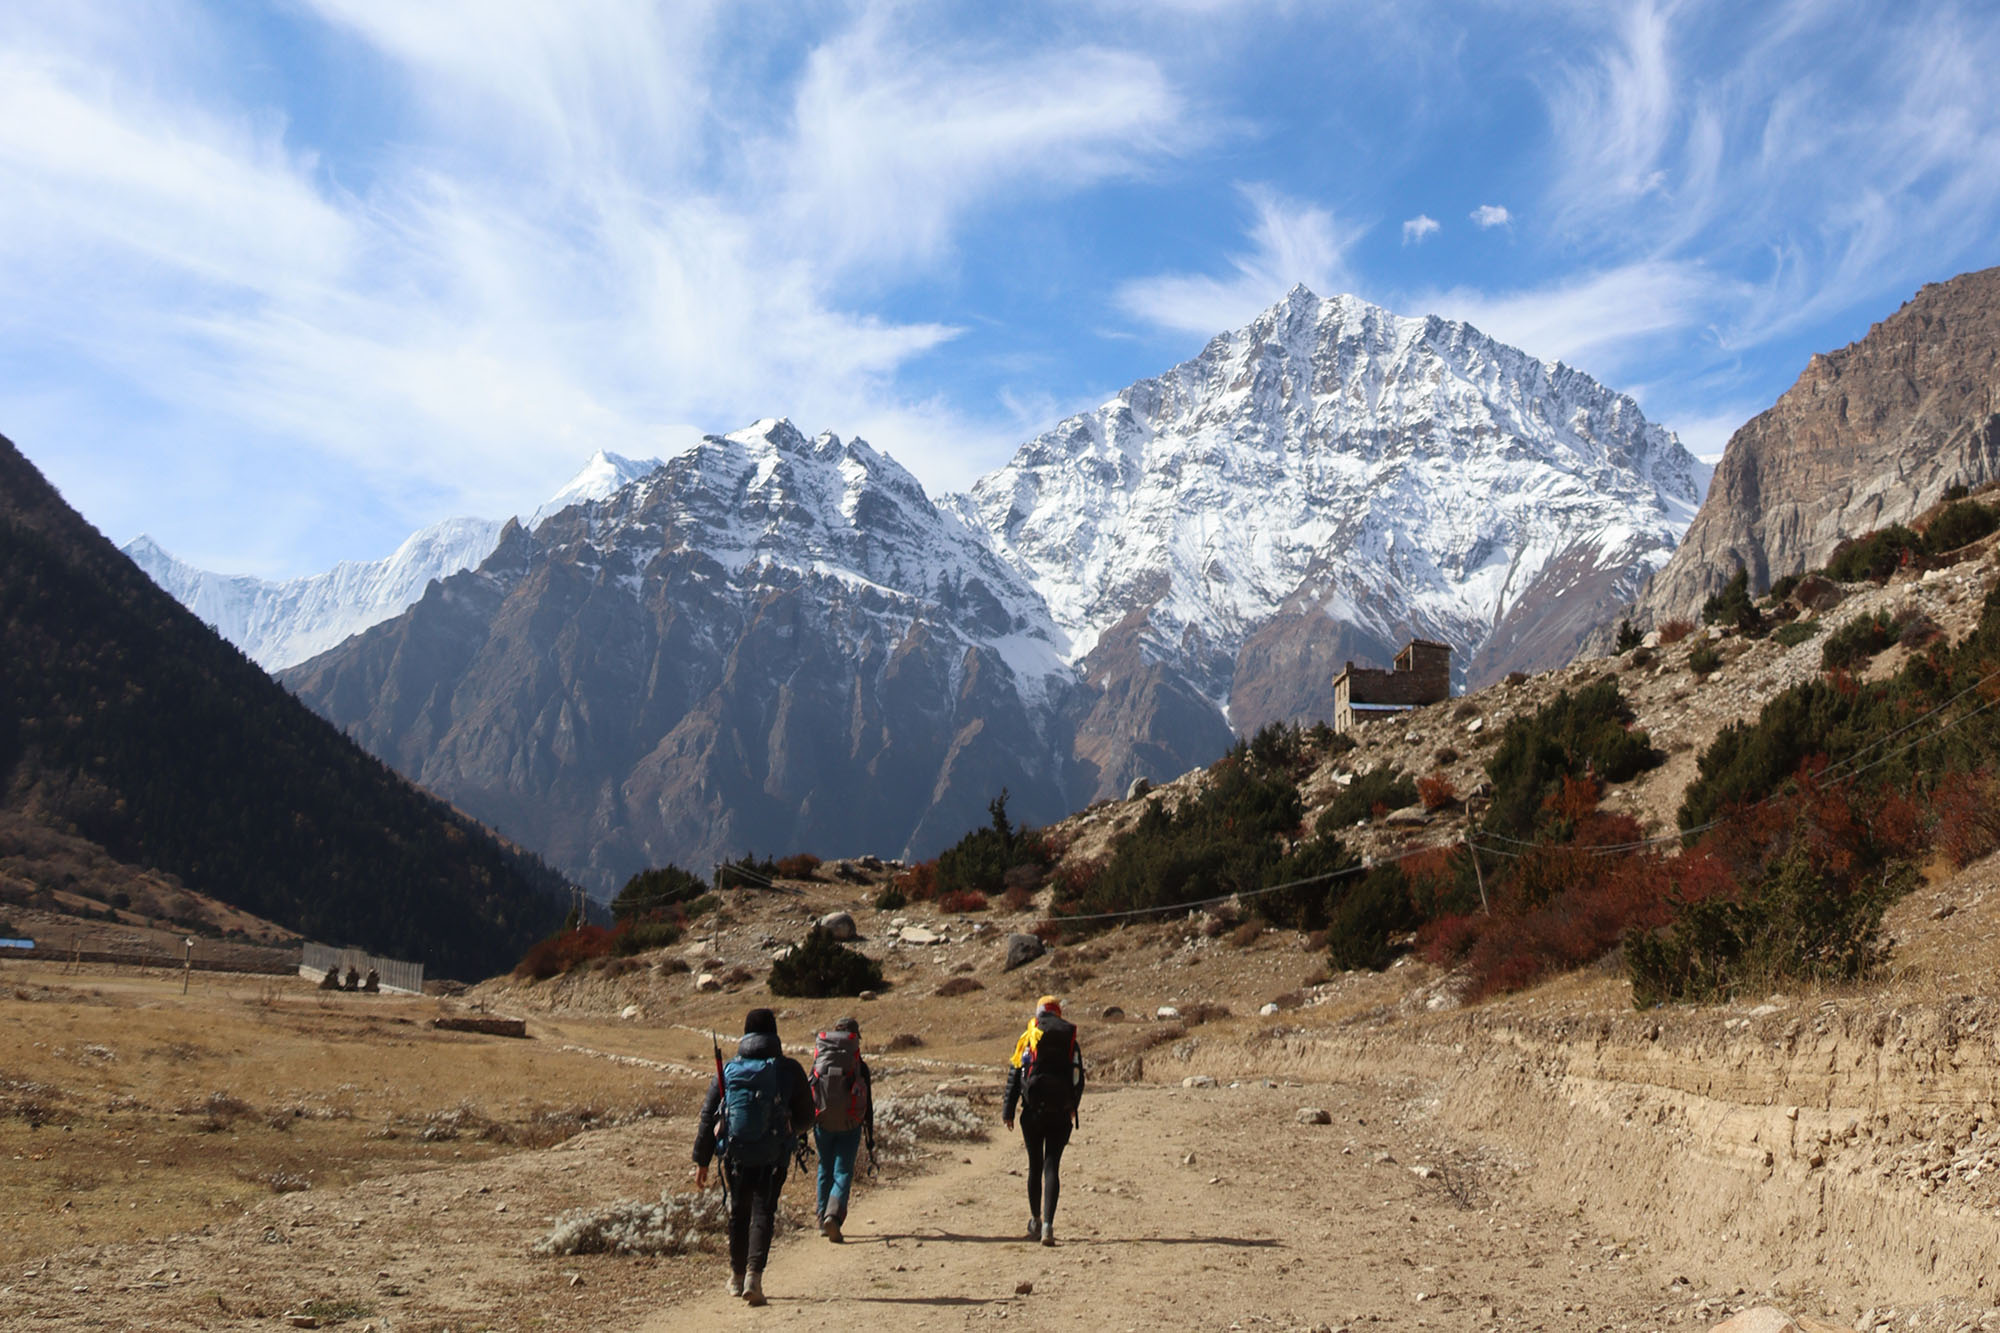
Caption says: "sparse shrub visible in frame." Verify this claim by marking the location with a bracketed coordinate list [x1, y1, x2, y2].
[883, 1033, 925, 1051]
[1416, 771, 1458, 811]
[1826, 524, 1923, 582]
[535, 1189, 728, 1257]
[515, 925, 615, 981]
[773, 853, 822, 881]
[1432, 745, 1460, 766]
[767, 926, 883, 998]
[937, 889, 988, 914]
[611, 864, 706, 920]
[1820, 611, 1900, 670]
[611, 915, 683, 957]
[1688, 641, 1722, 677]
[1227, 918, 1265, 947]
[1615, 618, 1644, 652]
[717, 965, 753, 989]
[1767, 573, 1802, 603]
[1922, 499, 1998, 554]
[873, 1093, 986, 1161]
[1931, 772, 2000, 867]
[873, 885, 908, 911]
[891, 860, 937, 903]
[1772, 620, 1820, 648]
[1482, 678, 1661, 842]
[1317, 769, 1418, 830]
[934, 976, 984, 997]
[1657, 618, 1695, 646]
[1702, 567, 1763, 636]
[998, 883, 1035, 913]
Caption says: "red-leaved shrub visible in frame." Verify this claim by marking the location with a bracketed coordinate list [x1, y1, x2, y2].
[893, 860, 938, 902]
[937, 889, 988, 914]
[1416, 771, 1458, 812]
[774, 853, 822, 880]
[514, 925, 614, 981]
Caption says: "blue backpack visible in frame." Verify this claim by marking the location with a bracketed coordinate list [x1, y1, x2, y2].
[720, 1055, 790, 1165]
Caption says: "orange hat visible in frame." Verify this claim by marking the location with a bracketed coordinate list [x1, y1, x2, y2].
[1036, 995, 1061, 1016]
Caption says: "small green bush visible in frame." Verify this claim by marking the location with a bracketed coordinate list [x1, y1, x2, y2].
[1771, 620, 1820, 648]
[1482, 679, 1661, 841]
[1701, 568, 1762, 635]
[1820, 611, 1900, 671]
[1614, 618, 1644, 653]
[1324, 865, 1419, 971]
[1766, 573, 1801, 603]
[872, 885, 907, 912]
[1627, 846, 1905, 1007]
[1825, 525, 1922, 582]
[1921, 499, 1998, 554]
[611, 916, 683, 956]
[1316, 769, 1418, 830]
[1688, 641, 1722, 676]
[612, 863, 707, 920]
[768, 926, 884, 998]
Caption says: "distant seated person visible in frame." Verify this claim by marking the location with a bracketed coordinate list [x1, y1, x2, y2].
[344, 965, 360, 991]
[318, 968, 340, 991]
[363, 968, 380, 993]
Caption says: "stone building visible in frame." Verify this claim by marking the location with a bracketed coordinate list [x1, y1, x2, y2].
[1331, 639, 1452, 734]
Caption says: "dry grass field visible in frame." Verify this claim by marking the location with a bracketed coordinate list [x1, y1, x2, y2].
[1, 962, 698, 1265]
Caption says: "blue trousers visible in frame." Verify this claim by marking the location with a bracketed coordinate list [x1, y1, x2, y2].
[814, 1124, 863, 1223]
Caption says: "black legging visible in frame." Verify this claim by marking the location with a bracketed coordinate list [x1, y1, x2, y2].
[723, 1159, 788, 1276]
[1021, 1113, 1072, 1223]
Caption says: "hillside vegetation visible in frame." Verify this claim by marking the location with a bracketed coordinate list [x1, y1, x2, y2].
[0, 435, 570, 978]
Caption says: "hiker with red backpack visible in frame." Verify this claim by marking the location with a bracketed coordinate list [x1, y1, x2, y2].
[1001, 995, 1085, 1247]
[692, 1008, 815, 1306]
[807, 1016, 875, 1242]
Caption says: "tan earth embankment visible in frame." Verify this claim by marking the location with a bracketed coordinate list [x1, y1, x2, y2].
[1200, 988, 2000, 1315]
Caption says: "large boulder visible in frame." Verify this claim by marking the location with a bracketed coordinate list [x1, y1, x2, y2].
[1003, 933, 1045, 971]
[818, 911, 857, 941]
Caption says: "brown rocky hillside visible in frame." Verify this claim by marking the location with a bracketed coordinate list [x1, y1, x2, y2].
[1633, 266, 2000, 626]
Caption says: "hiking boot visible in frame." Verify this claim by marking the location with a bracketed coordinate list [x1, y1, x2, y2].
[743, 1272, 766, 1306]
[727, 1271, 745, 1297]
[1026, 1216, 1041, 1241]
[826, 1218, 844, 1243]
[1040, 1222, 1055, 1248]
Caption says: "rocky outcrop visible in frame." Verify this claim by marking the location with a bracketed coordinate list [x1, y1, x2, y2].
[1634, 267, 2000, 626]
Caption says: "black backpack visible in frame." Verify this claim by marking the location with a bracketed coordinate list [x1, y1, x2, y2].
[1020, 1015, 1077, 1115]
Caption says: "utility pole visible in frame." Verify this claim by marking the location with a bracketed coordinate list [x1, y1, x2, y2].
[1464, 796, 1490, 915]
[182, 937, 195, 994]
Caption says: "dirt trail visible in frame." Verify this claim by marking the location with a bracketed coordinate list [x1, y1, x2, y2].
[640, 1082, 1689, 1333]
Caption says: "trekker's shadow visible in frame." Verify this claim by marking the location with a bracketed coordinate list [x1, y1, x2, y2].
[860, 1230, 1281, 1249]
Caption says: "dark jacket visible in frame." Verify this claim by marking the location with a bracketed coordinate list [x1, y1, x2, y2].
[1003, 1026, 1085, 1123]
[692, 1031, 816, 1167]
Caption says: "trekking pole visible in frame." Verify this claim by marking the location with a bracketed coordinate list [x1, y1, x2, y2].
[864, 1121, 877, 1178]
[711, 1032, 731, 1210]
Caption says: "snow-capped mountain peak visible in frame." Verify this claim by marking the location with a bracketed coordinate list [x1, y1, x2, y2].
[525, 449, 665, 529]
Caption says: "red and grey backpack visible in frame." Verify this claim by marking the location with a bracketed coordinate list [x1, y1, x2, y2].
[809, 1030, 868, 1132]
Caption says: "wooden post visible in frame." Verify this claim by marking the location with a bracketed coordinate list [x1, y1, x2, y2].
[183, 937, 194, 994]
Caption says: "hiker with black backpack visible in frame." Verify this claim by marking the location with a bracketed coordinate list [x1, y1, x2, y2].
[692, 1008, 815, 1306]
[1001, 995, 1084, 1247]
[807, 1015, 875, 1243]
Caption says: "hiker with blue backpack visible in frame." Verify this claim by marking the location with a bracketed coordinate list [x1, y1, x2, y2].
[1002, 995, 1085, 1247]
[693, 1008, 815, 1307]
[808, 1016, 875, 1242]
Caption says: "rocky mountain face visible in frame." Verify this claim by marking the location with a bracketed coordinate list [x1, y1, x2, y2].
[952, 286, 1702, 794]
[274, 291, 1701, 889]
[1632, 267, 2000, 625]
[123, 451, 659, 671]
[282, 421, 1078, 892]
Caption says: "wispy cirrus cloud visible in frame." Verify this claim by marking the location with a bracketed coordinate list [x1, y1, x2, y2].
[1114, 184, 1363, 336]
[0, 2, 1196, 568]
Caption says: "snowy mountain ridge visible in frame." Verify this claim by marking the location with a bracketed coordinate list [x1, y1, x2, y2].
[125, 450, 663, 671]
[951, 285, 1703, 701]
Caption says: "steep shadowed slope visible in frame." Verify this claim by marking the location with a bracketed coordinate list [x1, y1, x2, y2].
[0, 434, 570, 978]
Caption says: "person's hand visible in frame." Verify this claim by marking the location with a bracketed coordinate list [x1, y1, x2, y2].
[1002, 1116, 1013, 1131]
[695, 1164, 710, 1190]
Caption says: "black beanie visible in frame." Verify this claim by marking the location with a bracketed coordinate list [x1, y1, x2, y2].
[743, 1007, 777, 1036]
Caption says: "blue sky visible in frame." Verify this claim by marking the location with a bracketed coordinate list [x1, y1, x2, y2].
[4, 1, 1998, 578]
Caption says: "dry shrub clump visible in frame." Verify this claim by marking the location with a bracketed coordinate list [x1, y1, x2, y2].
[892, 861, 938, 903]
[1932, 771, 2000, 868]
[998, 883, 1036, 913]
[773, 853, 822, 880]
[1416, 771, 1458, 812]
[882, 1033, 925, 1051]
[535, 1189, 729, 1257]
[1227, 918, 1265, 947]
[933, 976, 984, 998]
[873, 1093, 987, 1161]
[515, 925, 614, 981]
[936, 889, 988, 914]
[1656, 617, 1696, 645]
